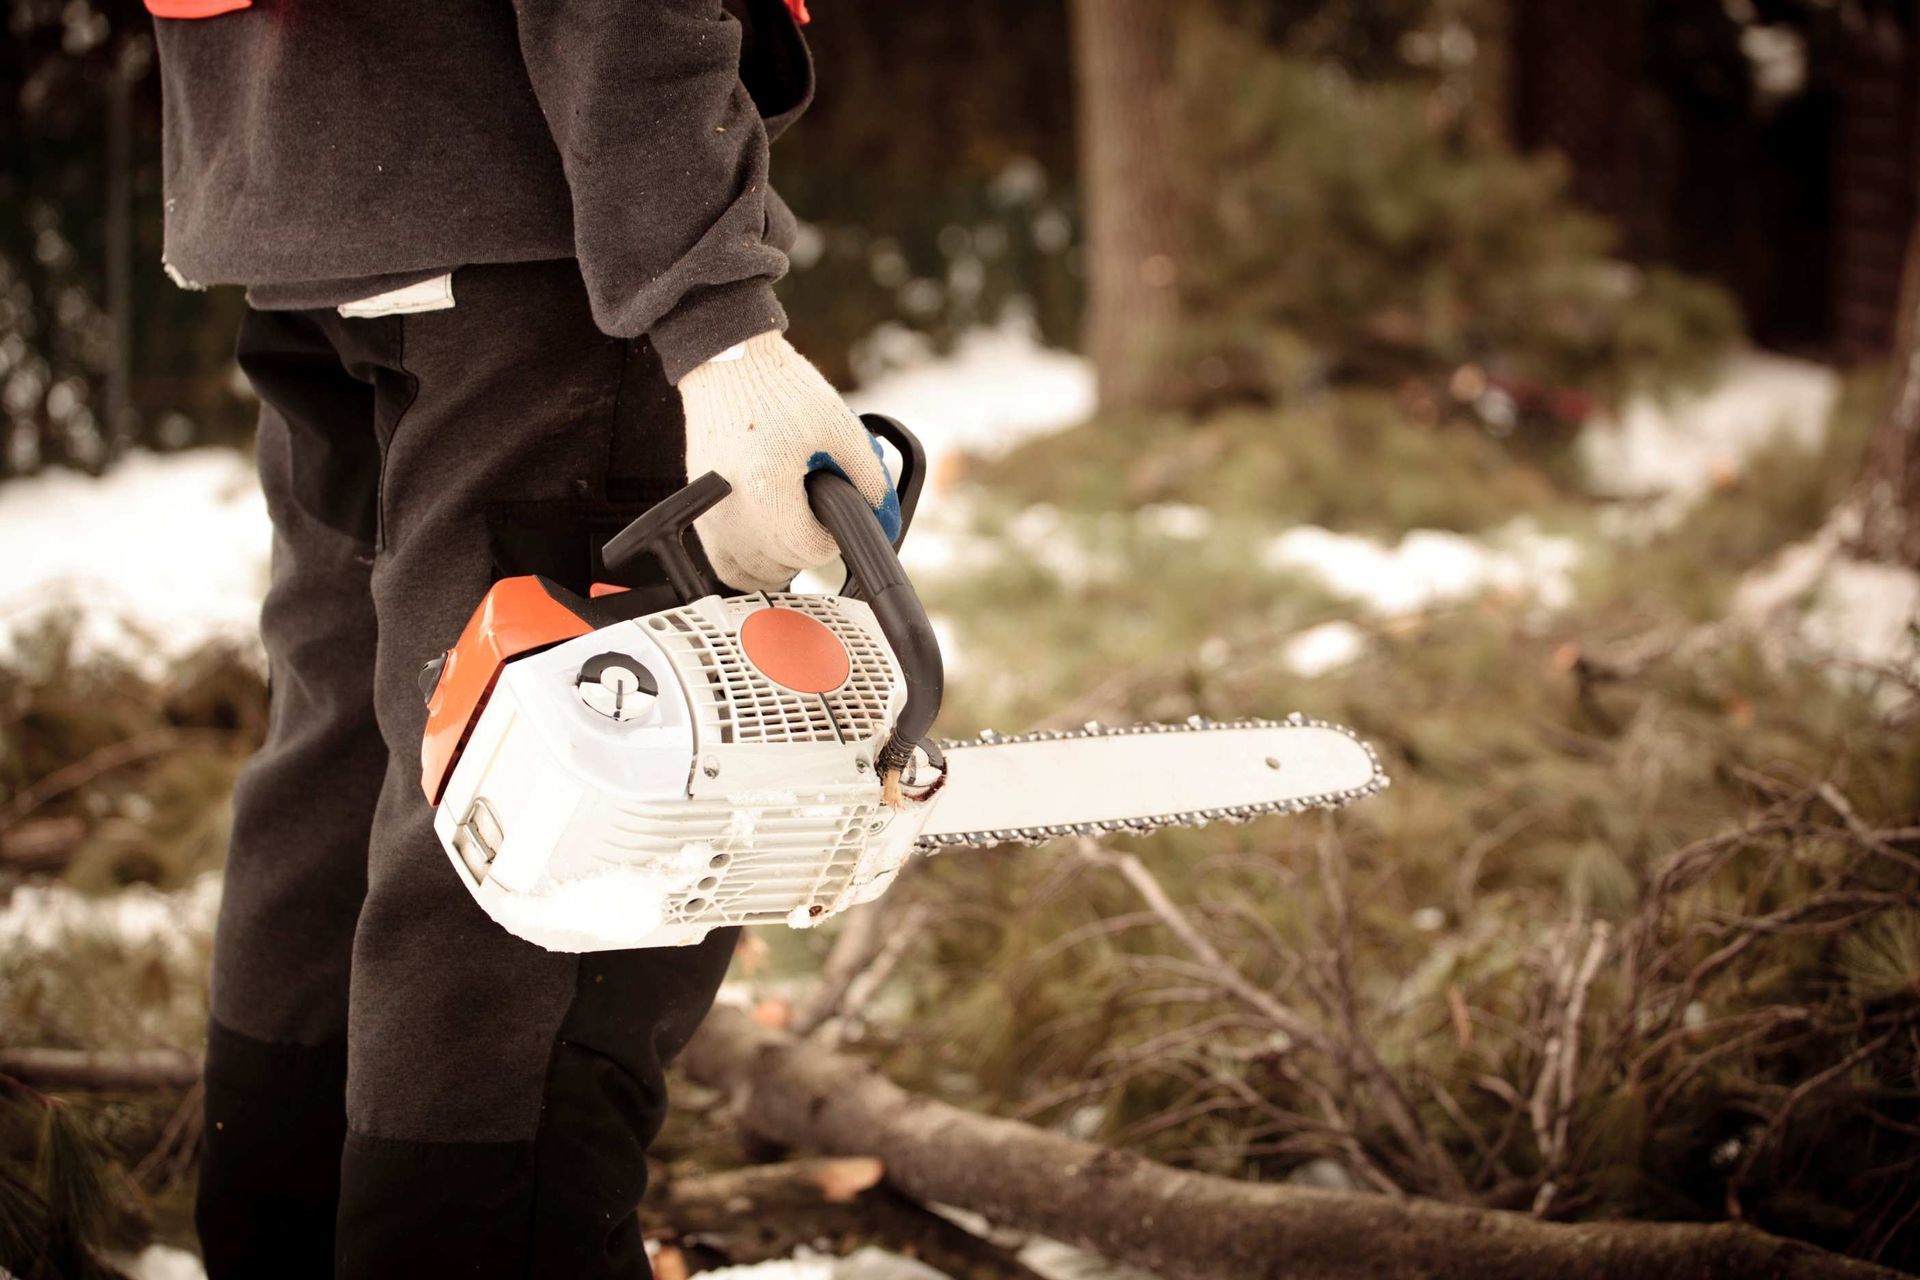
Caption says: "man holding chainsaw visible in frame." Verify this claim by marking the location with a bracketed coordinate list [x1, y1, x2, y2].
[150, 1, 893, 1274]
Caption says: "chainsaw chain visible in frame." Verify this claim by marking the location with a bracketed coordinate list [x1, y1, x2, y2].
[912, 712, 1390, 851]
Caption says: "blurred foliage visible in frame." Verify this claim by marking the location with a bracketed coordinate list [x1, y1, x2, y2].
[772, 0, 1081, 384]
[969, 388, 1558, 538]
[1, 0, 254, 480]
[0, 616, 260, 893]
[0, 620, 255, 1269]
[0, 1081, 125, 1279]
[1172, 17, 1742, 410]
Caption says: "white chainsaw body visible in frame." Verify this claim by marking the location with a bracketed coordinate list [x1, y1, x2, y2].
[434, 592, 922, 952]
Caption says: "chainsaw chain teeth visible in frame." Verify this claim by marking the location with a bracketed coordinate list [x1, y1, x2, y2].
[912, 713, 1390, 852]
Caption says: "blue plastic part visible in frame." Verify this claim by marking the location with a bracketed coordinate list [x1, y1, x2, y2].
[807, 435, 902, 544]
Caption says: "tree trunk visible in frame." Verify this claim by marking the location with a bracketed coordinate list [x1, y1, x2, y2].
[679, 1006, 1902, 1280]
[1068, 0, 1190, 413]
[1856, 218, 1920, 568]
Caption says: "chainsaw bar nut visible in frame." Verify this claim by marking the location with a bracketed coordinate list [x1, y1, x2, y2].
[575, 652, 659, 722]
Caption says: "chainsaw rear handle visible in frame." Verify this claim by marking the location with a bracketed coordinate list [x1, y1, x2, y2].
[805, 466, 943, 775]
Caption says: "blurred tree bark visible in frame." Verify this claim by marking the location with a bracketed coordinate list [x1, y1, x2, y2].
[1855, 218, 1920, 569]
[1068, 0, 1192, 412]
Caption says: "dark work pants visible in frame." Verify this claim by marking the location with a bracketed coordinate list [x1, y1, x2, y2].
[196, 259, 739, 1279]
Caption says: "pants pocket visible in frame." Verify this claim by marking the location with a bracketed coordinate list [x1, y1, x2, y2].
[483, 495, 685, 593]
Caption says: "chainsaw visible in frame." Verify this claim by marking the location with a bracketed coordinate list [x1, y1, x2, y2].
[419, 416, 1387, 952]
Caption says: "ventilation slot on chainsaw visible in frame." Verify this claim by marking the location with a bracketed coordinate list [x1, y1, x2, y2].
[600, 798, 880, 930]
[647, 599, 893, 745]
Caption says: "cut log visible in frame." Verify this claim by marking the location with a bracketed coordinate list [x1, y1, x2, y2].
[679, 1006, 1902, 1280]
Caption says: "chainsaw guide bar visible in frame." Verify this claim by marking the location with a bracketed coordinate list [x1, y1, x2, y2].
[913, 714, 1389, 851]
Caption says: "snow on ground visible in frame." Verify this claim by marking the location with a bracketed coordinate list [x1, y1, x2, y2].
[812, 321, 1096, 650]
[0, 873, 220, 961]
[691, 1246, 950, 1279]
[847, 320, 1095, 475]
[1282, 620, 1367, 677]
[843, 321, 1093, 588]
[1256, 520, 1582, 676]
[0, 343, 1849, 680]
[0, 449, 269, 673]
[1577, 352, 1839, 502]
[117, 1244, 209, 1280]
[1733, 512, 1920, 701]
[1264, 519, 1583, 618]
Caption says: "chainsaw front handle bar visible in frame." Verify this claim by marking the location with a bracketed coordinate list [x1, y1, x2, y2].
[803, 465, 943, 775]
[600, 415, 943, 778]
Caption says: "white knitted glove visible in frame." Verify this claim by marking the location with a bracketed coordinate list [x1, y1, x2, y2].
[678, 331, 899, 592]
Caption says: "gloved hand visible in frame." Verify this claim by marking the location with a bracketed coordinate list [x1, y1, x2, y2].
[678, 331, 900, 592]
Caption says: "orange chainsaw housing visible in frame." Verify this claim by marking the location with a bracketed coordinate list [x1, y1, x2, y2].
[420, 577, 595, 805]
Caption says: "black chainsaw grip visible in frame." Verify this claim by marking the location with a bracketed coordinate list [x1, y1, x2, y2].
[601, 471, 732, 602]
[805, 468, 943, 773]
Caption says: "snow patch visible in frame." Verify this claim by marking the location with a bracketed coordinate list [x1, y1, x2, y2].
[0, 874, 220, 960]
[1578, 353, 1838, 501]
[116, 1244, 207, 1280]
[1135, 503, 1213, 541]
[508, 865, 676, 950]
[0, 449, 270, 672]
[846, 322, 1093, 582]
[1264, 519, 1581, 617]
[847, 320, 1093, 469]
[1282, 621, 1366, 677]
[696, 1246, 952, 1280]
[1734, 515, 1920, 697]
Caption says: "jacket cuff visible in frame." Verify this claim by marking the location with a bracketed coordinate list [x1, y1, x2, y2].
[651, 279, 788, 385]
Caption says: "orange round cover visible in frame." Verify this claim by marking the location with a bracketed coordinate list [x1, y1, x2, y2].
[739, 607, 849, 694]
[144, 0, 251, 16]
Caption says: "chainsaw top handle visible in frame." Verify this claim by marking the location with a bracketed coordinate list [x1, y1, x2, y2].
[599, 415, 942, 778]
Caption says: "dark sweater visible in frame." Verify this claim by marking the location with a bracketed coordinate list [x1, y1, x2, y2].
[153, 0, 813, 382]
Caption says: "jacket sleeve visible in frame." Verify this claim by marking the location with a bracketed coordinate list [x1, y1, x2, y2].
[510, 0, 797, 383]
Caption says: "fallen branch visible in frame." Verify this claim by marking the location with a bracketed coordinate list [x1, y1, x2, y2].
[791, 902, 891, 1038]
[1071, 839, 1461, 1195]
[644, 1158, 1046, 1279]
[679, 1005, 1903, 1280]
[0, 728, 235, 829]
[0, 1047, 202, 1091]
